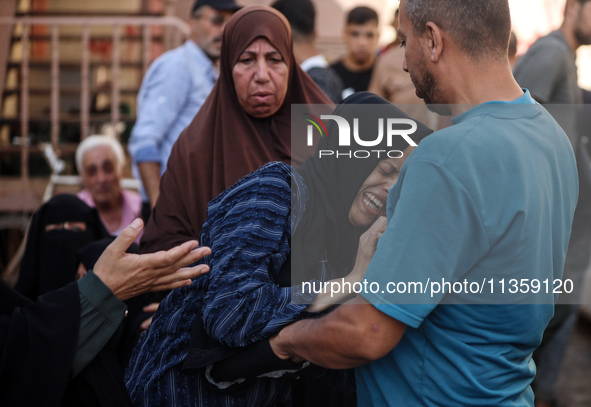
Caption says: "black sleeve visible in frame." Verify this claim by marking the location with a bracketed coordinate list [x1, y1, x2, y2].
[0, 281, 80, 407]
[209, 339, 304, 383]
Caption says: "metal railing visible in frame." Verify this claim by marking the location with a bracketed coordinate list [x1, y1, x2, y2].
[0, 15, 189, 212]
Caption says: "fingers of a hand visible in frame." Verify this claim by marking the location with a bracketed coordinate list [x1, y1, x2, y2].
[180, 246, 212, 269]
[143, 241, 208, 270]
[150, 278, 192, 293]
[142, 302, 160, 313]
[367, 217, 387, 242]
[155, 241, 198, 267]
[372, 216, 387, 232]
[107, 218, 144, 256]
[140, 316, 153, 331]
[148, 264, 209, 292]
[269, 335, 291, 360]
[168, 264, 209, 283]
[154, 245, 211, 275]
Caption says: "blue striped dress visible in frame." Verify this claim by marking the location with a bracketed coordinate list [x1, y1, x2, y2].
[125, 162, 315, 406]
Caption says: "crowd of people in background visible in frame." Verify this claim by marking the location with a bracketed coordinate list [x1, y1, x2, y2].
[1, 0, 591, 406]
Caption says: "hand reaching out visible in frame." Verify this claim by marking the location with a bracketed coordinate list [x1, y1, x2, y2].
[93, 219, 211, 301]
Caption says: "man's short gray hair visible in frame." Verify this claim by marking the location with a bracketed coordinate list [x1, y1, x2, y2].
[405, 0, 512, 61]
[75, 135, 125, 176]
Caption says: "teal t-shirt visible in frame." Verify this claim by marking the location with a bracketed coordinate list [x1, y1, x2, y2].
[358, 90, 578, 406]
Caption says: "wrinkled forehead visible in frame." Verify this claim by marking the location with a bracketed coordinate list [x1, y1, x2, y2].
[223, 7, 291, 66]
[238, 36, 282, 57]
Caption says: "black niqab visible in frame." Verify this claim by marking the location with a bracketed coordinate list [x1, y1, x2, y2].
[16, 194, 109, 299]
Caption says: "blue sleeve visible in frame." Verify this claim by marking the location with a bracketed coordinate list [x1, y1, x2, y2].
[128, 53, 191, 163]
[361, 159, 490, 328]
[201, 165, 311, 348]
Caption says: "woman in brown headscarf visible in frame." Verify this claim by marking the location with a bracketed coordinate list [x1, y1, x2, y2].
[141, 5, 332, 252]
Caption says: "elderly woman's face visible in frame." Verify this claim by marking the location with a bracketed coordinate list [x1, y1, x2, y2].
[348, 146, 414, 227]
[232, 37, 289, 118]
[80, 145, 122, 209]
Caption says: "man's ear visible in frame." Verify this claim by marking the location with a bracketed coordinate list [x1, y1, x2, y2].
[425, 21, 443, 62]
[565, 0, 580, 23]
[188, 17, 197, 32]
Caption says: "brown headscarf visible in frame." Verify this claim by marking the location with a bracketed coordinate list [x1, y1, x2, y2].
[141, 5, 332, 252]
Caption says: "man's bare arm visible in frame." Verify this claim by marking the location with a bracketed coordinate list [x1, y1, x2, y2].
[270, 295, 406, 369]
[137, 162, 162, 208]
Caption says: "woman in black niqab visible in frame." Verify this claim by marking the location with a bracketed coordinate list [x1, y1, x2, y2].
[16, 194, 109, 299]
[12, 194, 151, 407]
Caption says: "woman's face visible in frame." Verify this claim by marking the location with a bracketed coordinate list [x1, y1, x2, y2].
[348, 147, 414, 227]
[232, 37, 289, 118]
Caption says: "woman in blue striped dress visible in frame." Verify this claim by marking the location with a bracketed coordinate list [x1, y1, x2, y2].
[125, 93, 433, 406]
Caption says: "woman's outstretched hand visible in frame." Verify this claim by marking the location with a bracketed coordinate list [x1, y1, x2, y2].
[93, 218, 211, 301]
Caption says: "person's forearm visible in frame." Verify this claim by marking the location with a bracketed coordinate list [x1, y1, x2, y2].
[272, 297, 406, 370]
[138, 162, 161, 207]
[73, 271, 126, 377]
[306, 274, 358, 313]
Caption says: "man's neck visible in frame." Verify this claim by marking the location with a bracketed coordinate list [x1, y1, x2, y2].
[445, 61, 524, 117]
[559, 25, 580, 54]
[96, 195, 124, 233]
[189, 38, 220, 67]
[95, 193, 122, 212]
[342, 54, 375, 72]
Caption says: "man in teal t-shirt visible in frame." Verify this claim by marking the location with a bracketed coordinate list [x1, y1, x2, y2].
[269, 0, 579, 405]
[354, 90, 577, 405]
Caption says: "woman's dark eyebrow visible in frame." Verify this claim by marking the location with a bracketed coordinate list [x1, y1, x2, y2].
[381, 161, 399, 171]
[239, 49, 281, 56]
